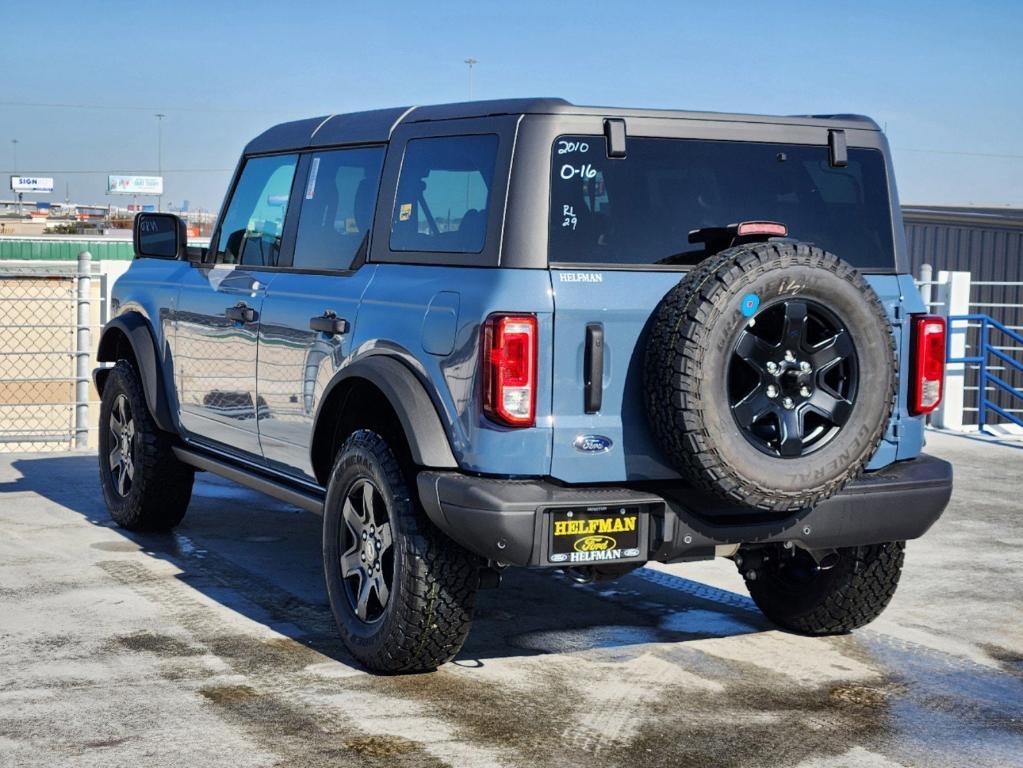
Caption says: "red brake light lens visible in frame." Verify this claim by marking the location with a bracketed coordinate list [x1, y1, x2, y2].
[483, 314, 537, 427]
[910, 315, 946, 415]
[736, 221, 788, 238]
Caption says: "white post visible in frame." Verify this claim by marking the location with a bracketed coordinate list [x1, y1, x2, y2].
[75, 251, 92, 448]
[933, 270, 971, 430]
[919, 263, 933, 308]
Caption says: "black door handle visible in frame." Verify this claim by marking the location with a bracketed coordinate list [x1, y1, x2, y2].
[225, 303, 256, 323]
[584, 322, 604, 413]
[310, 312, 349, 335]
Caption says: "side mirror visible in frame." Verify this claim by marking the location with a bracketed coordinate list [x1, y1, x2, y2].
[133, 212, 186, 260]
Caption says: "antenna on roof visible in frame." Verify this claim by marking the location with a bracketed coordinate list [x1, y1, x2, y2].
[464, 58, 478, 99]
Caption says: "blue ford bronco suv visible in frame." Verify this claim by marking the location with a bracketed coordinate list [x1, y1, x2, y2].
[95, 99, 953, 673]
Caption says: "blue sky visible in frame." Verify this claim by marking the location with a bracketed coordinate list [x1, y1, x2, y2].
[1, 0, 1020, 210]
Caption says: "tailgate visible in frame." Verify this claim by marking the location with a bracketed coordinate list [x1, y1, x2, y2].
[549, 268, 684, 483]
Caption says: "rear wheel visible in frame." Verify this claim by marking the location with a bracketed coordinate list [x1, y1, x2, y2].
[323, 430, 480, 673]
[740, 542, 905, 634]
[98, 360, 194, 531]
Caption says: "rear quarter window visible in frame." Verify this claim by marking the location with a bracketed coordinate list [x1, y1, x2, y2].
[390, 134, 498, 254]
[549, 137, 895, 270]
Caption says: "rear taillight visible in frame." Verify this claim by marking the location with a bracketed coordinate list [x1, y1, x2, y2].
[483, 313, 537, 427]
[910, 314, 946, 415]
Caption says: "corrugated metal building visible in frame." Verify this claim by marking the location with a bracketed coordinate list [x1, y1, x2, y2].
[903, 206, 1023, 426]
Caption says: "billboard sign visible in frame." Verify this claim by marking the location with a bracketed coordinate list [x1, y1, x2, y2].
[10, 176, 54, 193]
[107, 175, 164, 195]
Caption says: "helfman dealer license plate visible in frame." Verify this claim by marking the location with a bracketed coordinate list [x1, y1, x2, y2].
[548, 507, 641, 564]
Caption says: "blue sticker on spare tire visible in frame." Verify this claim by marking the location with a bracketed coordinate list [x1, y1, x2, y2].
[741, 293, 760, 317]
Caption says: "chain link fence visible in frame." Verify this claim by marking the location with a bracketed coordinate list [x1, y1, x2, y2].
[0, 254, 95, 452]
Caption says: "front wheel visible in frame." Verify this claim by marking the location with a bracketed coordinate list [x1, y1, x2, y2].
[98, 360, 194, 531]
[740, 542, 905, 634]
[323, 430, 480, 673]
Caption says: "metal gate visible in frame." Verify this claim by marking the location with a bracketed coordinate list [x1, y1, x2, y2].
[0, 254, 92, 452]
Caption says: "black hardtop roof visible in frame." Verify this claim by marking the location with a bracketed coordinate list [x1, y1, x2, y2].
[243, 98, 879, 154]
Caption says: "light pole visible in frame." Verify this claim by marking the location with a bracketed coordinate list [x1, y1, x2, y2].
[463, 58, 478, 99]
[11, 139, 20, 214]
[155, 113, 165, 211]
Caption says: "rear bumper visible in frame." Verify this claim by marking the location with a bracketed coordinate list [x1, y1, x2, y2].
[417, 454, 953, 567]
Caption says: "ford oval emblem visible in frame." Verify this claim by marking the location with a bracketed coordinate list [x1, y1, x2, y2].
[574, 434, 613, 453]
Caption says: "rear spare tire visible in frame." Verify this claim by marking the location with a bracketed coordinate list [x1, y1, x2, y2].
[645, 241, 896, 512]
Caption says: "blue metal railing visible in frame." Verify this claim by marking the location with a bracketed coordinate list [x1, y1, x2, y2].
[947, 314, 1023, 431]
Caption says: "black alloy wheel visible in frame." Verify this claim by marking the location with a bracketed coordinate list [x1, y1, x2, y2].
[728, 299, 859, 458]
[322, 429, 481, 673]
[108, 393, 137, 497]
[338, 478, 395, 624]
[98, 360, 193, 531]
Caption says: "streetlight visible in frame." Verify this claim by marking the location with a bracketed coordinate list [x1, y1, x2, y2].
[11, 139, 20, 214]
[463, 58, 478, 99]
[155, 113, 165, 211]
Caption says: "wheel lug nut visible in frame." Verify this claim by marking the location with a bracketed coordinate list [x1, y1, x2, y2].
[361, 531, 368, 541]
[370, 525, 375, 534]
[800, 385, 811, 398]
[766, 384, 779, 398]
[360, 552, 366, 561]
[766, 361, 779, 374]
[782, 397, 795, 410]
[784, 350, 796, 363]
[799, 361, 811, 373]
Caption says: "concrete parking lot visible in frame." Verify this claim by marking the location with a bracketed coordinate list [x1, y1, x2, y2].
[0, 430, 1020, 768]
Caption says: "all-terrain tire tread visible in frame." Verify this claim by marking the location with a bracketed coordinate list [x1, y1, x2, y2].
[330, 430, 479, 674]
[644, 241, 897, 512]
[744, 542, 905, 634]
[99, 360, 193, 531]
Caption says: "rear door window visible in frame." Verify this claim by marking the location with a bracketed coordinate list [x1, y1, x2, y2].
[215, 154, 297, 267]
[390, 134, 498, 254]
[549, 137, 895, 269]
[293, 146, 385, 271]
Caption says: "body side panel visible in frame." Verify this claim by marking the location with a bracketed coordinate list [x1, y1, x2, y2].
[354, 264, 554, 476]
[256, 266, 378, 478]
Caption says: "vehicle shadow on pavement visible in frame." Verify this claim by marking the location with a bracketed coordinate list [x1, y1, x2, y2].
[4, 453, 771, 672]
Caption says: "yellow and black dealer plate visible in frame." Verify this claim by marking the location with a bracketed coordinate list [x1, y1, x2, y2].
[548, 507, 641, 564]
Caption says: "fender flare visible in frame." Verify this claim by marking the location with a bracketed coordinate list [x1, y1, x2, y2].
[94, 313, 177, 434]
[315, 356, 458, 469]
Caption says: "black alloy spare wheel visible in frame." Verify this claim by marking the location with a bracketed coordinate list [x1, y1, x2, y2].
[644, 241, 897, 513]
[729, 298, 858, 458]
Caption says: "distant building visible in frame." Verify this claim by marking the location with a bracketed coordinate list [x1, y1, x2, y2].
[903, 205, 1023, 283]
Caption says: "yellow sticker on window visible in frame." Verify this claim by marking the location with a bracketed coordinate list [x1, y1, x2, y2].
[399, 202, 412, 222]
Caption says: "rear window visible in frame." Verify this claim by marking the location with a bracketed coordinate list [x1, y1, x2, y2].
[549, 137, 895, 269]
[390, 134, 498, 254]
